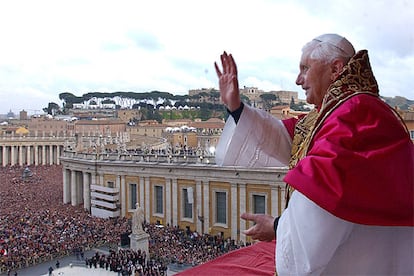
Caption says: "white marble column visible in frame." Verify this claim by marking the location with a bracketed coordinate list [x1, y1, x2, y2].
[239, 183, 247, 242]
[49, 145, 54, 165]
[271, 185, 279, 217]
[63, 169, 71, 204]
[83, 172, 91, 212]
[42, 145, 46, 165]
[10, 146, 15, 166]
[144, 177, 150, 222]
[71, 170, 77, 206]
[120, 175, 126, 217]
[2, 146, 7, 166]
[202, 181, 210, 233]
[231, 183, 238, 240]
[99, 174, 104, 186]
[18, 145, 23, 166]
[171, 178, 178, 226]
[139, 177, 145, 211]
[91, 173, 97, 186]
[165, 178, 172, 226]
[34, 145, 39, 166]
[56, 145, 60, 165]
[26, 145, 31, 166]
[195, 179, 203, 233]
[280, 186, 287, 213]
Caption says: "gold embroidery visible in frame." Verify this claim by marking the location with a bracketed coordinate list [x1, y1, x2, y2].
[284, 109, 319, 207]
[284, 50, 380, 206]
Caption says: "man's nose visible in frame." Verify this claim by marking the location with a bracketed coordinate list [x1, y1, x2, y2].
[295, 74, 303, 86]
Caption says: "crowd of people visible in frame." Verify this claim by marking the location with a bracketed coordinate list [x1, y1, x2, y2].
[85, 248, 167, 275]
[0, 165, 130, 273]
[0, 165, 249, 275]
[81, 224, 248, 275]
[147, 224, 247, 266]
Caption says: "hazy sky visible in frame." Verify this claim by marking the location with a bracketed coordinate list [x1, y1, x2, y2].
[0, 0, 413, 115]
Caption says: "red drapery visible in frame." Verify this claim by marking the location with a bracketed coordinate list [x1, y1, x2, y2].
[177, 241, 275, 276]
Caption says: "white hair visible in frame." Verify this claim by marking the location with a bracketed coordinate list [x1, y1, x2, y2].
[302, 34, 355, 64]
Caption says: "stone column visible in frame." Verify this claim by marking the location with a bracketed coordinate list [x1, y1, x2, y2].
[171, 178, 178, 226]
[56, 145, 60, 165]
[83, 172, 91, 212]
[271, 185, 279, 217]
[42, 145, 46, 165]
[231, 183, 238, 240]
[49, 145, 54, 165]
[195, 180, 203, 233]
[120, 175, 126, 217]
[71, 170, 77, 206]
[139, 177, 145, 212]
[18, 145, 23, 166]
[91, 173, 97, 186]
[99, 174, 104, 187]
[202, 181, 210, 233]
[165, 178, 172, 226]
[280, 186, 287, 214]
[10, 146, 15, 166]
[26, 145, 31, 166]
[34, 145, 39, 166]
[144, 177, 150, 222]
[63, 169, 71, 204]
[239, 183, 247, 242]
[2, 146, 7, 166]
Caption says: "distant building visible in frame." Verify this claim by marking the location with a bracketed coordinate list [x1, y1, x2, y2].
[71, 109, 117, 120]
[162, 119, 193, 127]
[399, 109, 414, 142]
[19, 110, 28, 120]
[269, 90, 299, 104]
[128, 122, 166, 138]
[74, 119, 126, 136]
[26, 117, 69, 136]
[240, 87, 263, 106]
[240, 86, 299, 108]
[270, 106, 308, 120]
[6, 110, 15, 119]
[117, 109, 142, 123]
[188, 88, 216, 97]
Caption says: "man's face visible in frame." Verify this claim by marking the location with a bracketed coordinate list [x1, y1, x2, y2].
[295, 52, 333, 107]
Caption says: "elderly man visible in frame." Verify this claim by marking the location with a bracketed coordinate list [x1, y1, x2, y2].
[213, 34, 413, 275]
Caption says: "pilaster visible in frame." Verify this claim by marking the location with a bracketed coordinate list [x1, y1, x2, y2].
[71, 170, 77, 206]
[63, 169, 71, 204]
[239, 183, 246, 242]
[171, 178, 178, 226]
[230, 183, 238, 240]
[165, 178, 172, 226]
[83, 172, 91, 212]
[195, 179, 203, 233]
[144, 177, 150, 222]
[202, 181, 210, 233]
[120, 175, 126, 217]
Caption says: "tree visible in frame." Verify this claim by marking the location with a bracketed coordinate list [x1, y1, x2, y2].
[260, 93, 277, 110]
[290, 96, 296, 107]
[260, 93, 277, 101]
[43, 102, 61, 115]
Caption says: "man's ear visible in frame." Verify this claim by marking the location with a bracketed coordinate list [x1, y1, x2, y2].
[331, 59, 345, 81]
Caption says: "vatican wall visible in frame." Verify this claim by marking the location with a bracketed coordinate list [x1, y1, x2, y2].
[60, 154, 289, 242]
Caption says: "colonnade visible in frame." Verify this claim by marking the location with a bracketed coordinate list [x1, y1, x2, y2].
[61, 156, 288, 242]
[0, 144, 63, 166]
